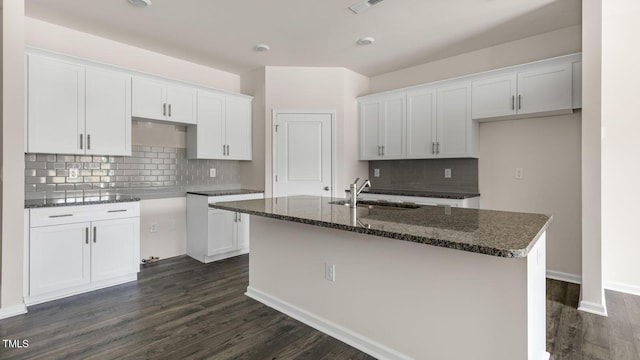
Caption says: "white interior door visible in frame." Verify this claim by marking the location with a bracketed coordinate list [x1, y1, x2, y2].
[274, 111, 333, 197]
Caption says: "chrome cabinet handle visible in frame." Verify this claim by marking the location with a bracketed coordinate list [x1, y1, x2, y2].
[107, 209, 127, 213]
[80, 134, 83, 149]
[512, 95, 515, 110]
[223, 144, 226, 155]
[324, 186, 330, 191]
[382, 145, 385, 156]
[93, 226, 97, 243]
[437, 142, 440, 154]
[49, 214, 72, 218]
[518, 95, 522, 110]
[168, 104, 172, 117]
[87, 134, 91, 150]
[432, 142, 435, 154]
[225, 145, 230, 156]
[85, 227, 89, 244]
[238, 213, 242, 222]
[163, 103, 167, 116]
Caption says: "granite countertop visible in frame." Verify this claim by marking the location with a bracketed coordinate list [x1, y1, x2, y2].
[25, 195, 140, 209]
[355, 188, 481, 199]
[186, 189, 264, 197]
[210, 195, 552, 258]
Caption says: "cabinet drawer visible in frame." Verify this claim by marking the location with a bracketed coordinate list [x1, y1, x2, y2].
[30, 202, 140, 227]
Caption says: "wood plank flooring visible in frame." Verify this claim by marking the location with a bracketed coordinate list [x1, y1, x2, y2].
[1, 255, 639, 360]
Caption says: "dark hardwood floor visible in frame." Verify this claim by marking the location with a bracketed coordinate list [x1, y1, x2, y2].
[1, 255, 639, 360]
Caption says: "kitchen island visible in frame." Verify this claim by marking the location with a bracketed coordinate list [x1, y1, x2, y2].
[211, 196, 552, 360]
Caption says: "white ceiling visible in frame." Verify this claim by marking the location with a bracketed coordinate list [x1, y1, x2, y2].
[24, 0, 581, 77]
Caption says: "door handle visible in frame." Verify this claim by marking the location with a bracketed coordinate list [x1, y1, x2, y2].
[511, 95, 515, 110]
[85, 227, 89, 244]
[223, 144, 226, 155]
[518, 95, 522, 110]
[168, 104, 172, 117]
[226, 145, 230, 156]
[163, 103, 167, 116]
[432, 142, 435, 154]
[87, 134, 91, 150]
[80, 134, 83, 150]
[324, 186, 330, 191]
[381, 145, 385, 156]
[93, 226, 97, 243]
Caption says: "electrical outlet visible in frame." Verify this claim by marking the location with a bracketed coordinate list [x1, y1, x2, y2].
[444, 168, 451, 178]
[515, 167, 524, 180]
[374, 168, 380, 177]
[209, 168, 216, 178]
[150, 223, 158, 233]
[69, 168, 79, 179]
[325, 263, 336, 282]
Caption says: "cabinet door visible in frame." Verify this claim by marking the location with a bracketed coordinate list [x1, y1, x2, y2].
[166, 85, 197, 124]
[406, 88, 436, 158]
[27, 55, 85, 154]
[91, 218, 139, 282]
[207, 209, 236, 256]
[30, 222, 91, 296]
[235, 213, 250, 251]
[517, 63, 572, 115]
[437, 82, 472, 158]
[132, 77, 166, 121]
[195, 91, 226, 158]
[471, 73, 517, 119]
[380, 94, 406, 159]
[85, 68, 132, 156]
[225, 96, 252, 160]
[359, 100, 382, 160]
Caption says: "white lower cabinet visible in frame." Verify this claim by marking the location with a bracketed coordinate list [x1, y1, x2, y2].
[26, 202, 140, 305]
[186, 192, 263, 263]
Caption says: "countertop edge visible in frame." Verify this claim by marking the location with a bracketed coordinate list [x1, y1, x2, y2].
[210, 203, 544, 258]
[25, 197, 141, 209]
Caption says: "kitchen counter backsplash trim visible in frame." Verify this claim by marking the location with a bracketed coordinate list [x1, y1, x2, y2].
[25, 145, 240, 201]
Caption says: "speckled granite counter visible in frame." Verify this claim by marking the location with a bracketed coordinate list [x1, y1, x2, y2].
[186, 189, 264, 197]
[210, 195, 551, 258]
[360, 188, 480, 199]
[25, 195, 140, 208]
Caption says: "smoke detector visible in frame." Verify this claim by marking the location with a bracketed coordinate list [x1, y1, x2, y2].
[128, 0, 152, 8]
[349, 0, 384, 14]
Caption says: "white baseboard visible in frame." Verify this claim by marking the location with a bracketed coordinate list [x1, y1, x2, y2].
[578, 300, 608, 317]
[0, 303, 28, 320]
[605, 281, 640, 297]
[245, 286, 411, 360]
[546, 270, 582, 284]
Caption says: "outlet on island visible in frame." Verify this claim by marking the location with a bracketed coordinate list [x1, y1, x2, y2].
[325, 262, 336, 282]
[444, 168, 452, 178]
[209, 168, 216, 178]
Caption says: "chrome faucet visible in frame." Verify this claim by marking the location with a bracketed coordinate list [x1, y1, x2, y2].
[349, 177, 371, 208]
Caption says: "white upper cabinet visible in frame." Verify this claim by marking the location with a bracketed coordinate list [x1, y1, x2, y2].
[85, 68, 131, 156]
[27, 55, 85, 154]
[359, 93, 406, 160]
[406, 87, 436, 158]
[187, 92, 252, 160]
[437, 82, 476, 158]
[27, 54, 131, 156]
[132, 77, 196, 124]
[471, 61, 574, 120]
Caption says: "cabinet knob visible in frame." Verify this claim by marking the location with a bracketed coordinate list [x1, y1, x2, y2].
[324, 186, 330, 191]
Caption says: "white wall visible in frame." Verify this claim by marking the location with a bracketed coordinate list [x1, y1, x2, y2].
[240, 67, 266, 192]
[260, 67, 369, 197]
[24, 17, 240, 93]
[601, 0, 640, 295]
[369, 26, 583, 278]
[139, 198, 187, 260]
[1, 0, 26, 310]
[580, 0, 605, 313]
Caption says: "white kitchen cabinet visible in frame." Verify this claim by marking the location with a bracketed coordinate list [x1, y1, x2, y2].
[186, 92, 252, 160]
[27, 55, 85, 154]
[132, 77, 197, 124]
[436, 82, 476, 158]
[29, 222, 91, 297]
[85, 68, 132, 156]
[186, 192, 263, 263]
[471, 62, 573, 120]
[406, 87, 436, 158]
[26, 202, 140, 305]
[26, 54, 131, 156]
[359, 93, 405, 160]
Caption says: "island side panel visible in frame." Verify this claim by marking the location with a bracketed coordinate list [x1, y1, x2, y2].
[247, 216, 544, 360]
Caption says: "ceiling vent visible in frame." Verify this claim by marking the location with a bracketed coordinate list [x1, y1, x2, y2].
[349, 0, 385, 14]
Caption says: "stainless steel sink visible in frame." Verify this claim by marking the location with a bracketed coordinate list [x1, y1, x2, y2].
[329, 199, 420, 209]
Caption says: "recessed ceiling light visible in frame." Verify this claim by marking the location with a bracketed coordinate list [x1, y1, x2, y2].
[349, 0, 385, 14]
[128, 0, 152, 8]
[254, 44, 271, 52]
[357, 37, 375, 46]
